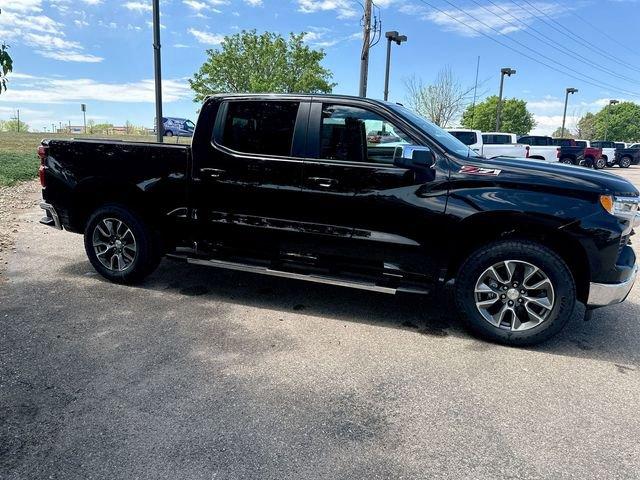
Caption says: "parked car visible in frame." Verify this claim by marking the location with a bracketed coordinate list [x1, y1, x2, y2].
[157, 117, 196, 137]
[517, 135, 559, 162]
[448, 129, 527, 158]
[591, 141, 617, 167]
[557, 144, 603, 169]
[614, 145, 640, 168]
[38, 93, 639, 346]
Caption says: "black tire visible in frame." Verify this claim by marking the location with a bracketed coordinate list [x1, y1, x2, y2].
[595, 157, 606, 169]
[165, 130, 173, 137]
[619, 156, 632, 168]
[84, 204, 161, 284]
[454, 240, 576, 346]
[560, 158, 574, 165]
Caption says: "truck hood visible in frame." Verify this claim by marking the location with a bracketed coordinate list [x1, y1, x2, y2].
[474, 156, 639, 197]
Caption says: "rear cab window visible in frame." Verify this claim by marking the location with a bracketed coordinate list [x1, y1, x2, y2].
[215, 100, 301, 156]
[449, 131, 478, 146]
[482, 134, 511, 145]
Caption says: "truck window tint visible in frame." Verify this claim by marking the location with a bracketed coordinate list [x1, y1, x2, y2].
[575, 141, 587, 148]
[320, 104, 411, 164]
[449, 131, 477, 146]
[483, 134, 510, 145]
[220, 101, 300, 156]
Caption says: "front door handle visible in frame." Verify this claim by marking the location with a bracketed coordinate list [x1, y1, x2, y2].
[307, 177, 338, 188]
[200, 168, 226, 179]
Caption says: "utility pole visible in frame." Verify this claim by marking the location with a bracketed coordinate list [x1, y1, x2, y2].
[359, 0, 373, 98]
[52, 123, 55, 134]
[383, 31, 407, 101]
[561, 88, 578, 138]
[152, 0, 164, 142]
[496, 67, 516, 131]
[16, 109, 20, 133]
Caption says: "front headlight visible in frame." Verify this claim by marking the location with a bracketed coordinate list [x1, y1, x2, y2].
[600, 195, 640, 221]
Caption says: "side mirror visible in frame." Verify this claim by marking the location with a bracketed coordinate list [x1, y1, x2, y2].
[393, 145, 435, 168]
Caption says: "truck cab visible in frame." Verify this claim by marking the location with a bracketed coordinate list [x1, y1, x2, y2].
[516, 135, 559, 162]
[447, 129, 527, 158]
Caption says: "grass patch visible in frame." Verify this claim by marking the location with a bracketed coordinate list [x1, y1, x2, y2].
[0, 132, 190, 187]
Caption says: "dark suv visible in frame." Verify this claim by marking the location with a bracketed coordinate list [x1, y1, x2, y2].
[38, 94, 639, 346]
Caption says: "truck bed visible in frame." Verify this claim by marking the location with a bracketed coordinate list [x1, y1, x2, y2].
[42, 138, 191, 233]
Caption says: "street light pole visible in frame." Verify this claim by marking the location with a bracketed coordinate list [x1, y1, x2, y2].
[604, 99, 619, 141]
[152, 0, 164, 142]
[495, 67, 516, 132]
[383, 31, 407, 101]
[561, 88, 578, 138]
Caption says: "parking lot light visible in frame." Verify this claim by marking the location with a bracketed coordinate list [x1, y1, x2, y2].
[561, 88, 578, 139]
[496, 68, 516, 131]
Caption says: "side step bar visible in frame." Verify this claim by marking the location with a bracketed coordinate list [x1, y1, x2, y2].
[167, 255, 428, 295]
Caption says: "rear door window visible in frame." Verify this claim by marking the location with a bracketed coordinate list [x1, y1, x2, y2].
[218, 101, 300, 156]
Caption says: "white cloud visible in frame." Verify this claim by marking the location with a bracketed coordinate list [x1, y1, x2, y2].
[245, 0, 263, 5]
[403, 1, 572, 37]
[183, 0, 207, 11]
[123, 1, 152, 12]
[188, 28, 224, 45]
[297, 0, 359, 19]
[0, 1, 103, 62]
[303, 27, 360, 48]
[0, 75, 192, 104]
[82, 0, 103, 4]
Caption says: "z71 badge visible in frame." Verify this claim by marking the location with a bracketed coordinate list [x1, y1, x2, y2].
[459, 165, 502, 176]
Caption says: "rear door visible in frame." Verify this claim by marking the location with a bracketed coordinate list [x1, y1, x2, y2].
[190, 98, 309, 254]
[298, 100, 450, 280]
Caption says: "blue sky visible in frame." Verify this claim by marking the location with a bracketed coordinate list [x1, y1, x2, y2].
[1, 0, 640, 134]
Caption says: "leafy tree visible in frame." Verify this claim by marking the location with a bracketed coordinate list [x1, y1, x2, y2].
[0, 119, 29, 132]
[0, 9, 13, 94]
[592, 102, 640, 142]
[189, 30, 335, 102]
[404, 67, 477, 127]
[461, 95, 535, 136]
[551, 127, 574, 138]
[576, 112, 596, 140]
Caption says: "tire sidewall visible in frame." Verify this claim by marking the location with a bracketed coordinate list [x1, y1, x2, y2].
[455, 241, 576, 345]
[620, 157, 631, 168]
[84, 205, 159, 284]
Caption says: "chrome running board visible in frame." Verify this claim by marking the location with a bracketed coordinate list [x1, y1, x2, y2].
[167, 254, 429, 295]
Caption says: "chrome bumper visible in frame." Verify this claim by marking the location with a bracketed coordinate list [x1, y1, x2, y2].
[588, 264, 638, 307]
[39, 202, 62, 230]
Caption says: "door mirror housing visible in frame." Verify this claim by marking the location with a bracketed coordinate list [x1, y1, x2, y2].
[393, 145, 435, 168]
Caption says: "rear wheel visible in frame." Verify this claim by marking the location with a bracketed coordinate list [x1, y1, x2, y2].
[165, 130, 173, 137]
[619, 156, 632, 168]
[455, 240, 576, 346]
[595, 157, 606, 169]
[84, 205, 161, 284]
[560, 158, 574, 165]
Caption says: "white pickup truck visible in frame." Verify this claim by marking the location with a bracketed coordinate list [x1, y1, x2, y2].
[516, 135, 559, 162]
[448, 129, 528, 158]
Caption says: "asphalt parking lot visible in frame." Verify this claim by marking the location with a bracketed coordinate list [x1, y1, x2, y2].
[2, 167, 640, 479]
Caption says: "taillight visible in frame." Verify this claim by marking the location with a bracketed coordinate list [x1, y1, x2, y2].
[525, 146, 530, 158]
[556, 147, 560, 158]
[37, 145, 48, 187]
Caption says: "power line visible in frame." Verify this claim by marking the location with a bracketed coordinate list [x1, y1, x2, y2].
[477, 0, 640, 87]
[570, 10, 640, 59]
[512, 0, 640, 75]
[415, 0, 640, 98]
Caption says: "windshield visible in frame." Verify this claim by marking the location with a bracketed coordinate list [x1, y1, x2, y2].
[387, 103, 478, 157]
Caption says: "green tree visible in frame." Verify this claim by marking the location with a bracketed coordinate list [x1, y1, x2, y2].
[551, 127, 574, 138]
[189, 30, 335, 102]
[0, 119, 29, 132]
[576, 112, 596, 140]
[0, 9, 13, 94]
[591, 102, 640, 142]
[461, 95, 535, 136]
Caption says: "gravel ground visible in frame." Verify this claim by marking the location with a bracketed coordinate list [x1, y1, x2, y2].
[0, 181, 40, 279]
[1, 169, 639, 479]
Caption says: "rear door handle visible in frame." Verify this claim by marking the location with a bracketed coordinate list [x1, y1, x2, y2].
[200, 168, 226, 179]
[307, 177, 338, 188]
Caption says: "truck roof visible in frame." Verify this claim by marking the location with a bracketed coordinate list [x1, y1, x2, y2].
[204, 93, 398, 108]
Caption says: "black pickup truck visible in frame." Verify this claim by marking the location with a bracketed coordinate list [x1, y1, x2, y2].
[39, 94, 639, 346]
[614, 145, 640, 168]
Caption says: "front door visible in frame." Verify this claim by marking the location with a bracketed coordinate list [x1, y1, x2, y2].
[299, 101, 450, 281]
[190, 98, 309, 257]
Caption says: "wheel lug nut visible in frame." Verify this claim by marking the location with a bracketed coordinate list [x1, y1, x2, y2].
[520, 290, 526, 294]
[501, 294, 506, 299]
[508, 301, 514, 306]
[518, 299, 524, 303]
[503, 286, 508, 291]
[513, 282, 518, 287]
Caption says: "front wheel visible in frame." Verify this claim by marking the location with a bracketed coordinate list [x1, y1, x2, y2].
[84, 205, 161, 284]
[560, 158, 574, 165]
[454, 240, 576, 346]
[595, 157, 606, 169]
[619, 156, 632, 168]
[165, 130, 173, 137]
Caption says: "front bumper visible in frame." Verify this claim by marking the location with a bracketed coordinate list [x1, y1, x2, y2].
[588, 262, 638, 307]
[39, 202, 62, 230]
